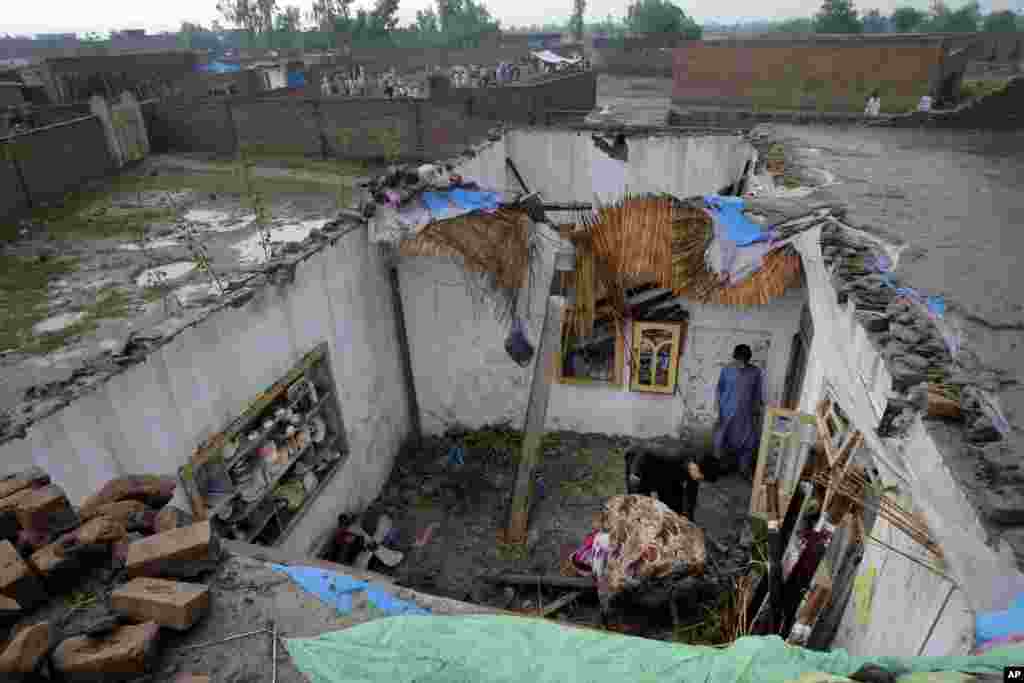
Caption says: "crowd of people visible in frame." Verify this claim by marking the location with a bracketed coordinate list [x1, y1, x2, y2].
[319, 66, 423, 99]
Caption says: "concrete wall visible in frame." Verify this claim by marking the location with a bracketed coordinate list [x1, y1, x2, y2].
[0, 157, 28, 217]
[791, 226, 981, 654]
[591, 47, 675, 77]
[1, 115, 114, 209]
[0, 227, 412, 558]
[148, 72, 597, 160]
[400, 129, 769, 438]
[673, 41, 946, 113]
[502, 128, 753, 203]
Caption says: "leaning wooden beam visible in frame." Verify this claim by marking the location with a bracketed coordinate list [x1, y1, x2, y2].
[482, 573, 597, 591]
[506, 296, 566, 544]
[787, 563, 834, 646]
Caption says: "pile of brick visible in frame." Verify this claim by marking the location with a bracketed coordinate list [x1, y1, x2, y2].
[0, 468, 220, 681]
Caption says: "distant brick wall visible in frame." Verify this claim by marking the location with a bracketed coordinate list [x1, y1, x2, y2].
[1, 115, 113, 216]
[591, 48, 675, 76]
[147, 99, 235, 155]
[673, 41, 946, 113]
[0, 157, 27, 217]
[465, 71, 596, 123]
[149, 70, 595, 161]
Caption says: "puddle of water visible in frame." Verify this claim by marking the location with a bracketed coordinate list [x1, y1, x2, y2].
[136, 262, 197, 287]
[119, 238, 184, 251]
[174, 282, 223, 305]
[33, 312, 87, 335]
[185, 209, 258, 233]
[233, 220, 326, 265]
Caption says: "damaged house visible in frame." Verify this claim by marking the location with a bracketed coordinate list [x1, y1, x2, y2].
[1, 123, 1022, 678]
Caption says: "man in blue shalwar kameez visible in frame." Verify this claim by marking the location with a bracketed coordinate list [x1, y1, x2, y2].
[713, 344, 765, 481]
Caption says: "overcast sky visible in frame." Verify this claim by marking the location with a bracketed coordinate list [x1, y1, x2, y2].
[3, 0, 1018, 38]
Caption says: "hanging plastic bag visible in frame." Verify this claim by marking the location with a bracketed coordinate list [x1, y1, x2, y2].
[505, 317, 534, 367]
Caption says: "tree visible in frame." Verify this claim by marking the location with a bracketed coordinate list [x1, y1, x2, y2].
[309, 0, 353, 32]
[625, 0, 702, 38]
[862, 8, 888, 32]
[571, 0, 586, 43]
[926, 0, 980, 32]
[415, 6, 440, 33]
[370, 0, 401, 34]
[890, 6, 925, 32]
[275, 5, 303, 32]
[815, 0, 863, 33]
[982, 9, 1019, 33]
[217, 0, 260, 34]
[772, 17, 815, 32]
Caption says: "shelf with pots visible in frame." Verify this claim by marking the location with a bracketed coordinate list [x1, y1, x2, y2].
[179, 342, 348, 548]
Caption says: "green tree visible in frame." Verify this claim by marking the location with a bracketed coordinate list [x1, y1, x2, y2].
[891, 6, 926, 31]
[625, 0, 702, 38]
[772, 17, 815, 32]
[926, 0, 980, 32]
[275, 5, 302, 31]
[815, 0, 863, 33]
[982, 10, 1019, 32]
[571, 0, 586, 43]
[217, 0, 261, 34]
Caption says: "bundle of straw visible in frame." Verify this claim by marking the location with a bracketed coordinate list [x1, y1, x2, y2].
[400, 208, 531, 290]
[572, 233, 597, 338]
[707, 248, 804, 307]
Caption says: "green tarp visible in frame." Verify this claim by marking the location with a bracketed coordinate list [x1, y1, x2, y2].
[283, 615, 1022, 683]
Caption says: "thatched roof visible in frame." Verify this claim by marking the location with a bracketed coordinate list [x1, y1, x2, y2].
[398, 208, 532, 291]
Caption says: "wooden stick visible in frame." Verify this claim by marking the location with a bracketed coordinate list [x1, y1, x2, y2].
[482, 573, 597, 591]
[541, 591, 583, 617]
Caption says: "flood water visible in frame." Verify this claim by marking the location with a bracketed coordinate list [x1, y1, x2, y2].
[771, 123, 1024, 450]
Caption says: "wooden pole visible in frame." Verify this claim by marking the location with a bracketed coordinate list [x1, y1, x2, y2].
[506, 295, 564, 544]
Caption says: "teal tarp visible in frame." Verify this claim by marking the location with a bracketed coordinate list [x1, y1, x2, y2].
[283, 615, 1023, 683]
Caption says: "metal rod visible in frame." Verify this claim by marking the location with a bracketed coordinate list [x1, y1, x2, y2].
[272, 620, 278, 683]
[866, 534, 959, 586]
[178, 628, 270, 652]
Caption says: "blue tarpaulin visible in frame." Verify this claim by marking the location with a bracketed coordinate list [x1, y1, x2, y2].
[287, 71, 306, 88]
[703, 195, 772, 247]
[270, 564, 430, 617]
[199, 61, 241, 74]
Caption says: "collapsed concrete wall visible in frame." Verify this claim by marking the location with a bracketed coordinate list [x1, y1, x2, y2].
[673, 40, 947, 113]
[790, 224, 1001, 655]
[0, 226, 412, 557]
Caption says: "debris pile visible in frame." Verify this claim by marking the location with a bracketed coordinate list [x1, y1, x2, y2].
[0, 468, 222, 680]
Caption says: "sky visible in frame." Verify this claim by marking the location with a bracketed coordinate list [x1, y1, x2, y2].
[2, 0, 1018, 37]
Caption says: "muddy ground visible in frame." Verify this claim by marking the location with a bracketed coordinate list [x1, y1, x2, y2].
[361, 428, 755, 642]
[0, 155, 371, 416]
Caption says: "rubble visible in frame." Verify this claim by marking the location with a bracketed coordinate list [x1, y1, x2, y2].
[0, 595, 20, 626]
[111, 577, 210, 631]
[79, 476, 176, 519]
[0, 621, 51, 674]
[0, 468, 51, 500]
[53, 621, 161, 679]
[0, 541, 48, 610]
[15, 485, 76, 532]
[80, 500, 147, 524]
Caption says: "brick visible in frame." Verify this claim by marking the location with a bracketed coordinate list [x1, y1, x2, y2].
[53, 621, 160, 678]
[0, 468, 50, 500]
[0, 595, 20, 627]
[0, 541, 46, 610]
[15, 485, 75, 531]
[57, 516, 128, 552]
[0, 488, 35, 514]
[125, 521, 216, 579]
[0, 621, 51, 674]
[155, 506, 192, 533]
[79, 476, 176, 520]
[28, 543, 72, 578]
[81, 500, 146, 523]
[112, 578, 210, 631]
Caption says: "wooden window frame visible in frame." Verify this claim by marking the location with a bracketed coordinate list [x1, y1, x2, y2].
[555, 315, 625, 387]
[629, 320, 687, 394]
